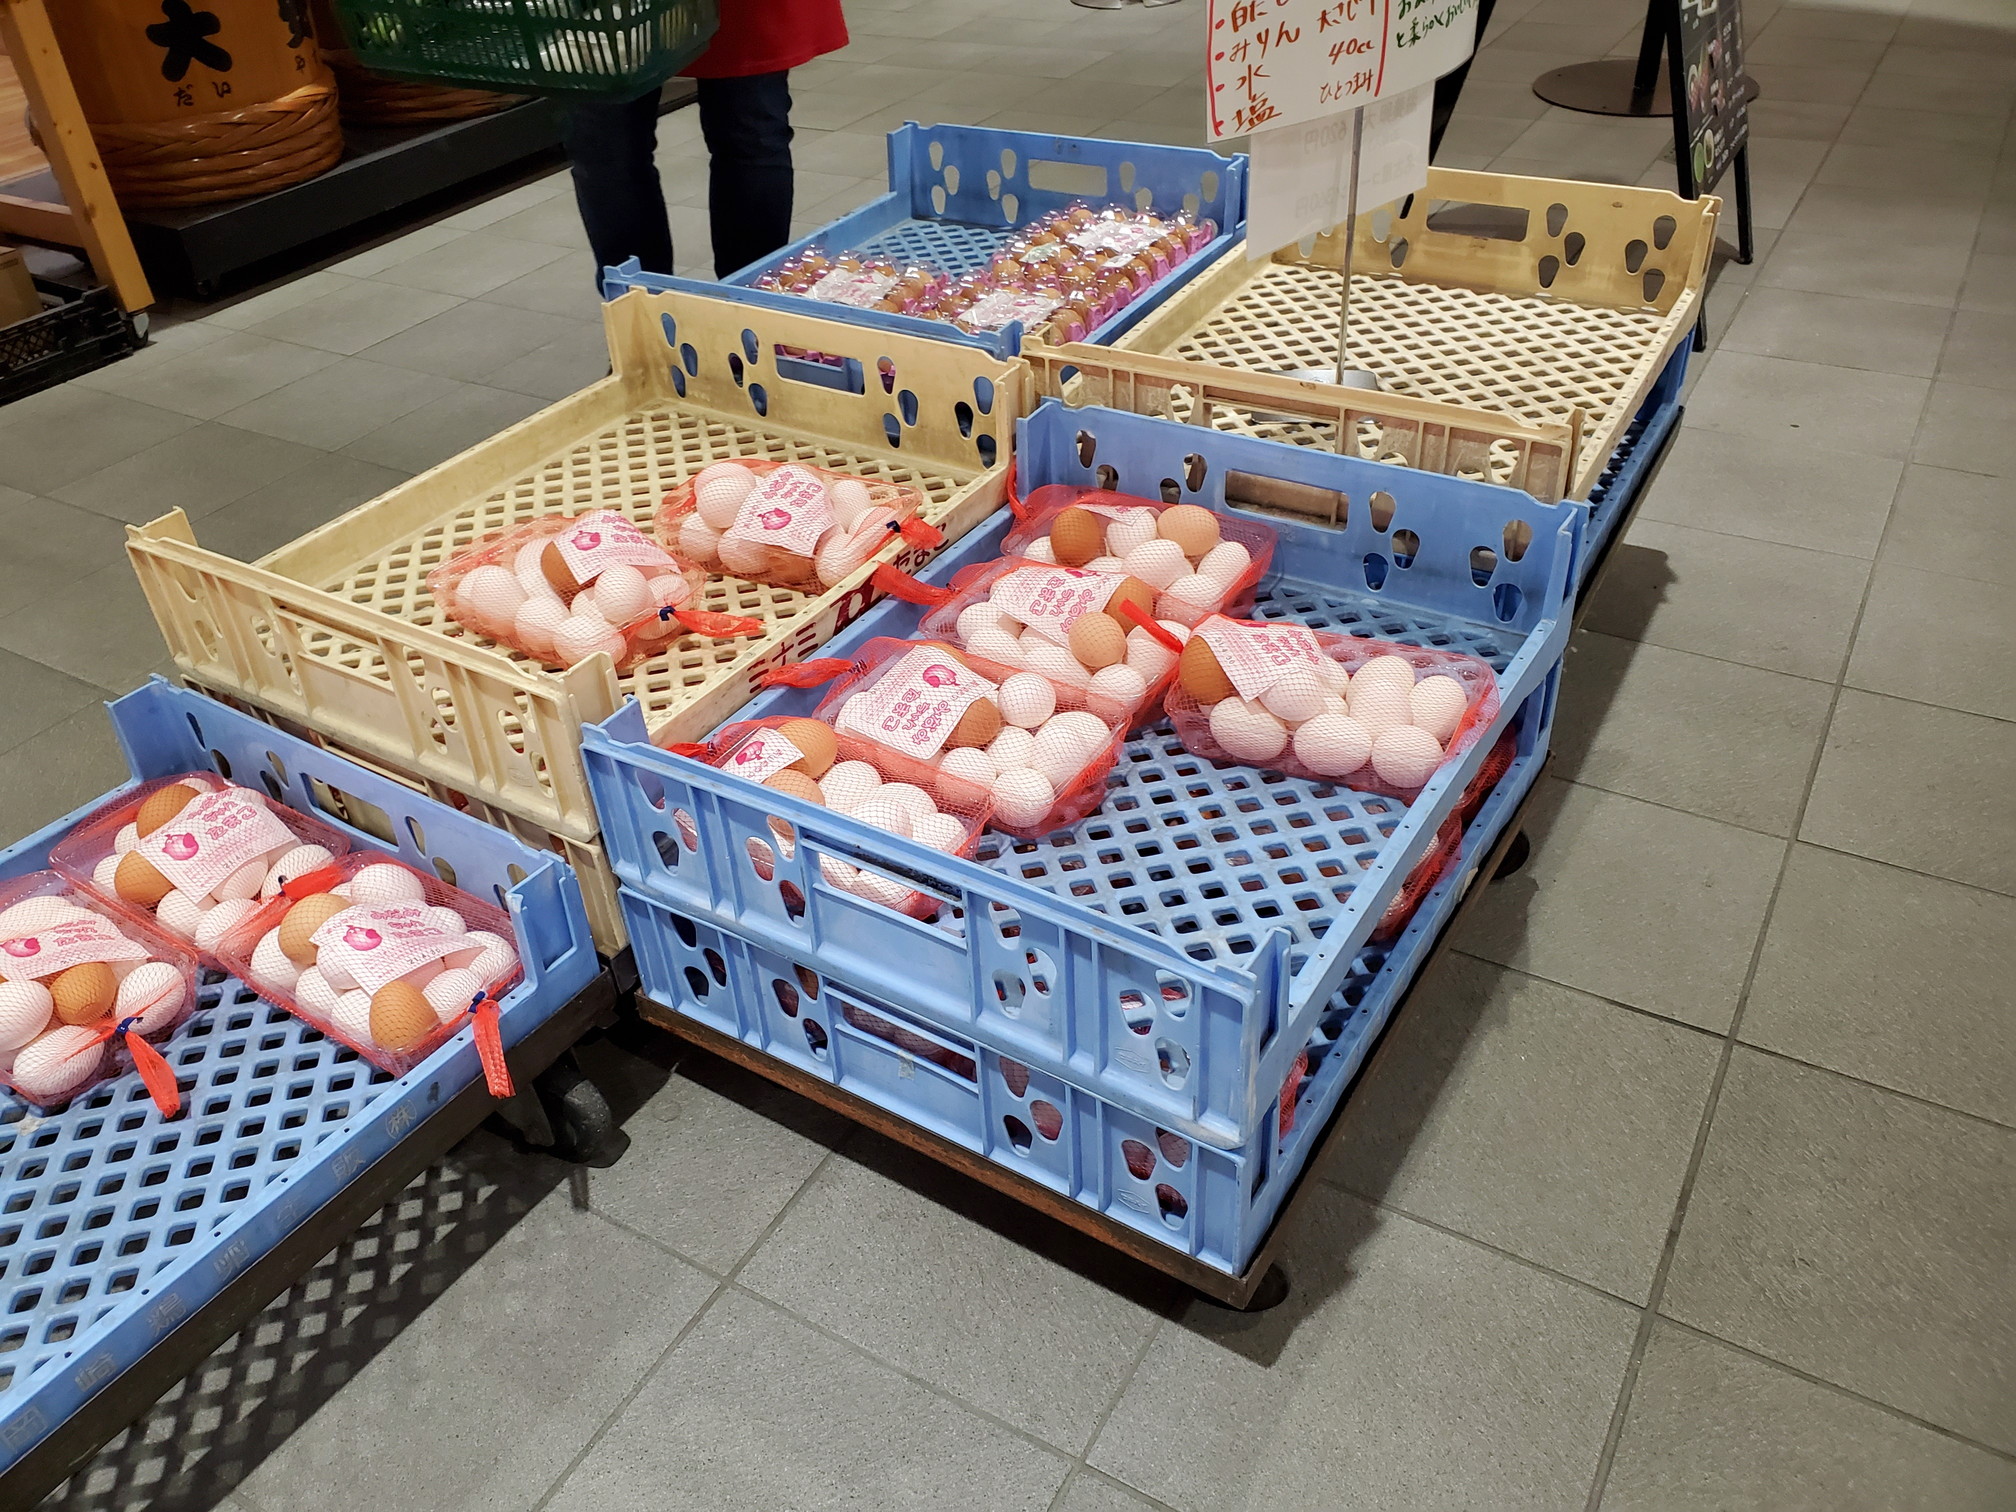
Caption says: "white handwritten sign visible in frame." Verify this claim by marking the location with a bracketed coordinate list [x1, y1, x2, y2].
[1207, 0, 1480, 141]
[1246, 83, 1433, 255]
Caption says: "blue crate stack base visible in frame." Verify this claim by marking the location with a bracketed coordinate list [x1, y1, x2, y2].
[606, 122, 1247, 360]
[586, 401, 1580, 1275]
[0, 680, 598, 1476]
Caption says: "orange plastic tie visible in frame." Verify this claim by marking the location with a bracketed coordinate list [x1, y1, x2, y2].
[896, 517, 944, 549]
[283, 862, 345, 900]
[756, 657, 855, 689]
[469, 995, 512, 1098]
[118, 1020, 183, 1117]
[868, 564, 951, 606]
[663, 741, 710, 759]
[1117, 599, 1184, 651]
[670, 608, 765, 638]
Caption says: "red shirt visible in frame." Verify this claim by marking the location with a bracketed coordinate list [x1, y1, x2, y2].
[682, 0, 849, 78]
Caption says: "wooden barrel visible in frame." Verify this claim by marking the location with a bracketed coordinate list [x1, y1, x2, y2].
[46, 0, 343, 207]
[309, 0, 520, 126]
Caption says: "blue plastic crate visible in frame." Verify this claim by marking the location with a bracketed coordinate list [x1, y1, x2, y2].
[1575, 342, 1687, 590]
[626, 697, 1546, 1276]
[602, 122, 1246, 360]
[0, 679, 598, 1476]
[583, 402, 1578, 1149]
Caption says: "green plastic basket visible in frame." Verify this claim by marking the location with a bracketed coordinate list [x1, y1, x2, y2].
[327, 0, 719, 100]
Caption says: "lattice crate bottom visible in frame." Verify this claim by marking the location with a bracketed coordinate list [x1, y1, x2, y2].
[0, 976, 395, 1403]
[320, 403, 970, 747]
[1167, 263, 1673, 484]
[966, 577, 1520, 983]
[853, 218, 1019, 280]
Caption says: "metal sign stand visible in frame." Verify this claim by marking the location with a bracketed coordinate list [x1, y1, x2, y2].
[1285, 107, 1382, 390]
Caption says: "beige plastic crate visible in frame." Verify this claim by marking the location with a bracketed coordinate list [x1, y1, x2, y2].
[1112, 168, 1719, 498]
[130, 284, 1019, 861]
[1022, 339, 1583, 503]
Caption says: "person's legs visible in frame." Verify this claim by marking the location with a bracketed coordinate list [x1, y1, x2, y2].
[698, 72, 794, 279]
[561, 88, 675, 280]
[1429, 0, 1498, 159]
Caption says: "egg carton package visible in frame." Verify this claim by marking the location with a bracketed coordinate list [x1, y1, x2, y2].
[214, 852, 523, 1080]
[0, 872, 199, 1114]
[1001, 485, 1278, 628]
[51, 773, 356, 968]
[1168, 618, 1500, 797]
[754, 637, 1129, 840]
[425, 509, 764, 672]
[656, 458, 943, 594]
[663, 715, 992, 922]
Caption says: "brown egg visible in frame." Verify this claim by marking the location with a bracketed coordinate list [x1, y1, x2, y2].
[1101, 576, 1157, 633]
[540, 540, 582, 598]
[114, 851, 174, 908]
[278, 892, 352, 967]
[370, 981, 437, 1052]
[1180, 636, 1235, 703]
[1067, 612, 1127, 670]
[776, 718, 837, 779]
[52, 962, 116, 1025]
[947, 696, 1004, 749]
[1049, 507, 1106, 567]
[764, 770, 827, 806]
[135, 783, 200, 838]
[1157, 505, 1223, 560]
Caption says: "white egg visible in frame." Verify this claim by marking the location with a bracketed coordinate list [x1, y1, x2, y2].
[250, 928, 300, 994]
[910, 812, 967, 853]
[828, 477, 875, 530]
[1315, 657, 1353, 692]
[937, 745, 997, 789]
[0, 980, 54, 1053]
[1088, 663, 1149, 706]
[718, 534, 776, 577]
[261, 843, 334, 900]
[1020, 638, 1089, 689]
[1156, 573, 1224, 626]
[1347, 678, 1412, 738]
[1103, 508, 1160, 558]
[1291, 713, 1373, 777]
[678, 512, 724, 564]
[1197, 540, 1252, 587]
[1124, 627, 1179, 681]
[876, 783, 937, 821]
[155, 889, 205, 940]
[116, 962, 189, 1036]
[852, 799, 914, 838]
[1030, 712, 1109, 788]
[1020, 537, 1057, 565]
[1210, 698, 1289, 763]
[692, 462, 758, 528]
[957, 603, 1017, 644]
[590, 564, 652, 626]
[820, 761, 883, 814]
[0, 895, 88, 935]
[1119, 538, 1190, 591]
[990, 768, 1056, 829]
[1257, 668, 1327, 725]
[1352, 654, 1417, 692]
[332, 989, 377, 1047]
[424, 967, 487, 1025]
[92, 854, 122, 892]
[422, 904, 468, 937]
[997, 672, 1057, 729]
[818, 855, 861, 892]
[10, 1026, 104, 1103]
[1409, 674, 1470, 743]
[114, 822, 140, 855]
[965, 627, 1025, 668]
[1083, 555, 1126, 574]
[987, 726, 1036, 770]
[210, 857, 269, 904]
[552, 613, 627, 668]
[194, 897, 257, 955]
[1370, 724, 1445, 788]
[513, 538, 551, 590]
[847, 870, 918, 911]
[646, 571, 693, 615]
[294, 966, 342, 1018]
[456, 564, 527, 635]
[513, 596, 571, 659]
[349, 863, 426, 906]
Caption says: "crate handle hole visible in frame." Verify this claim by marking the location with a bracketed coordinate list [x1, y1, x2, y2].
[669, 365, 686, 397]
[1156, 1039, 1190, 1088]
[1159, 477, 1182, 504]
[1000, 1057, 1030, 1098]
[796, 965, 820, 999]
[1076, 429, 1096, 466]
[943, 163, 961, 194]
[1118, 989, 1153, 1035]
[992, 971, 1028, 1017]
[955, 400, 974, 438]
[1155, 1183, 1188, 1226]
[1493, 582, 1524, 623]
[1368, 489, 1395, 531]
[973, 376, 995, 414]
[1643, 267, 1666, 303]
[883, 414, 903, 448]
[986, 168, 1002, 199]
[932, 185, 948, 216]
[1537, 254, 1560, 288]
[768, 816, 797, 861]
[1200, 169, 1219, 203]
[898, 389, 919, 426]
[780, 880, 806, 923]
[1183, 453, 1207, 491]
[999, 147, 1016, 179]
[1121, 1138, 1155, 1179]
[1652, 214, 1676, 250]
[1031, 1100, 1063, 1140]
[1502, 518, 1532, 563]
[1003, 1114, 1033, 1154]
[1156, 1128, 1192, 1168]
[683, 966, 709, 1000]
[405, 817, 426, 853]
[1624, 238, 1648, 274]
[1363, 553, 1388, 591]
[432, 857, 456, 888]
[977, 434, 997, 467]
[728, 352, 745, 388]
[746, 836, 777, 883]
[652, 832, 681, 871]
[1392, 528, 1419, 566]
[1563, 231, 1586, 266]
[1002, 191, 1019, 224]
[672, 914, 697, 948]
[704, 948, 728, 987]
[680, 342, 699, 376]
[673, 808, 699, 851]
[1119, 160, 1136, 193]
[1470, 545, 1497, 585]
[876, 356, 897, 394]
[929, 139, 945, 170]
[803, 1020, 828, 1058]
[749, 382, 768, 417]
[1156, 973, 1190, 1017]
[1095, 463, 1118, 491]
[1389, 236, 1409, 269]
[772, 978, 799, 1017]
[1545, 202, 1568, 237]
[1182, 190, 1200, 218]
[660, 313, 677, 348]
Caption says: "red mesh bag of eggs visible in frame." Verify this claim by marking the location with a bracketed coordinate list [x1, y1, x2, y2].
[868, 555, 1193, 734]
[655, 459, 942, 593]
[425, 509, 763, 671]
[0, 873, 198, 1114]
[756, 637, 1129, 840]
[214, 854, 522, 1087]
[663, 715, 994, 921]
[52, 774, 354, 968]
[1165, 615, 1499, 797]
[1001, 486, 1277, 629]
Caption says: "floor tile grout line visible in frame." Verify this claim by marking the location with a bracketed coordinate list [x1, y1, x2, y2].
[1582, 251, 1931, 1510]
[576, 1203, 733, 1284]
[523, 1140, 848, 1512]
[1438, 947, 2016, 1134]
[1654, 1315, 2016, 1466]
[1044, 1294, 1182, 1512]
[1573, 624, 1851, 687]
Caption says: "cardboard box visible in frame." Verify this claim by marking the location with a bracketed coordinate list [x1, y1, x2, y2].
[0, 247, 42, 327]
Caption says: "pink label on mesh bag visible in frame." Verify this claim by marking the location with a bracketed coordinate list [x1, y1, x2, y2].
[724, 466, 833, 557]
[312, 902, 465, 996]
[989, 566, 1120, 647]
[808, 267, 898, 308]
[138, 790, 292, 897]
[0, 911, 149, 976]
[834, 646, 998, 760]
[721, 729, 807, 785]
[1194, 616, 1328, 702]
[551, 510, 676, 584]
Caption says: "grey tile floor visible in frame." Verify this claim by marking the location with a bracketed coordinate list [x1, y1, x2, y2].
[8, 0, 2016, 1506]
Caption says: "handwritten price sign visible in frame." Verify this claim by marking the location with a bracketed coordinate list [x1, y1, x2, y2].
[1207, 0, 1480, 141]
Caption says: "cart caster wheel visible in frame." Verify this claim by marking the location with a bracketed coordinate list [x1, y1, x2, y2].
[536, 1054, 629, 1168]
[1492, 831, 1531, 881]
[1207, 1263, 1290, 1314]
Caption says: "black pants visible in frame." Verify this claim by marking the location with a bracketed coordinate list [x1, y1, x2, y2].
[561, 72, 794, 282]
[1429, 0, 1498, 159]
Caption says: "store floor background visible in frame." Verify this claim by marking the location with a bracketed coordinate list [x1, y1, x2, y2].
[4, 0, 2014, 1506]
